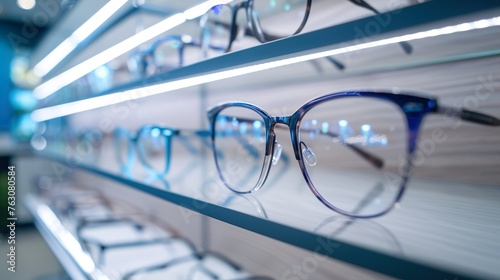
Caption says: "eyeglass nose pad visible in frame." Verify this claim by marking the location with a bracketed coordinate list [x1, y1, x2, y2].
[272, 142, 282, 165]
[300, 141, 317, 166]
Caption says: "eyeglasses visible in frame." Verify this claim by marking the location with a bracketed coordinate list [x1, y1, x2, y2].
[114, 126, 175, 176]
[207, 90, 499, 218]
[200, 8, 346, 72]
[200, 0, 312, 52]
[113, 124, 277, 180]
[200, 0, 413, 55]
[113, 126, 210, 177]
[127, 35, 225, 79]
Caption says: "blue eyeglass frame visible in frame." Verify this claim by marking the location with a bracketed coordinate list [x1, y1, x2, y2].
[128, 35, 225, 78]
[202, 0, 413, 55]
[112, 125, 180, 177]
[113, 126, 215, 178]
[202, 0, 312, 52]
[207, 90, 500, 217]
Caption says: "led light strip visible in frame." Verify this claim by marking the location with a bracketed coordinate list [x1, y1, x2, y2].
[36, 204, 103, 277]
[33, 0, 233, 100]
[33, 0, 129, 78]
[31, 16, 500, 122]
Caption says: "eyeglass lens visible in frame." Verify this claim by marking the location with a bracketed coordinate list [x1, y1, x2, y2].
[152, 40, 185, 73]
[136, 127, 172, 175]
[298, 96, 408, 216]
[213, 107, 268, 193]
[114, 130, 134, 171]
[251, 0, 309, 37]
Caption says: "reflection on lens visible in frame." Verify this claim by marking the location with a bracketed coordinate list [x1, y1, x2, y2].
[299, 97, 408, 217]
[137, 127, 170, 174]
[252, 0, 308, 38]
[213, 107, 267, 193]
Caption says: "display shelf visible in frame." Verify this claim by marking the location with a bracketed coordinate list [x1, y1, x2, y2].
[40, 0, 500, 107]
[26, 195, 109, 280]
[36, 151, 500, 280]
[29, 1, 500, 279]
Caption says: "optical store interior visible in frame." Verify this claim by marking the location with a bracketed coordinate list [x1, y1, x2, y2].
[1, 0, 500, 279]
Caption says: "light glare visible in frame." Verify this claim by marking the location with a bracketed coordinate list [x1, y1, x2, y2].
[17, 0, 36, 10]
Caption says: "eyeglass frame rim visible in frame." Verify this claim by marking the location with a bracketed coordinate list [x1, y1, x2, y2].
[207, 90, 442, 218]
[201, 0, 312, 52]
[112, 126, 214, 176]
[128, 35, 226, 78]
[112, 125, 180, 176]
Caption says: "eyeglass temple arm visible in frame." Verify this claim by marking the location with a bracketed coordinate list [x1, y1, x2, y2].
[220, 115, 383, 169]
[177, 129, 258, 159]
[179, 130, 229, 160]
[171, 130, 203, 155]
[208, 20, 345, 71]
[309, 129, 384, 168]
[255, 28, 346, 71]
[435, 106, 500, 126]
[348, 0, 413, 54]
[324, 56, 345, 70]
[186, 128, 261, 158]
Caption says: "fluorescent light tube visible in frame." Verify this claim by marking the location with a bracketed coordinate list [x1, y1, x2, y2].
[33, 13, 186, 100]
[33, 0, 128, 78]
[184, 0, 233, 20]
[33, 0, 232, 100]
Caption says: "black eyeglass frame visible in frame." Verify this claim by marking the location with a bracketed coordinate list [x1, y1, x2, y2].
[202, 0, 312, 52]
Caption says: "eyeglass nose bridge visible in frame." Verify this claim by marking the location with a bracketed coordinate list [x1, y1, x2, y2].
[272, 116, 291, 125]
[269, 115, 302, 161]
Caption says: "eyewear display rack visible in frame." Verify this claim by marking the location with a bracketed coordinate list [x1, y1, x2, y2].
[28, 1, 500, 280]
